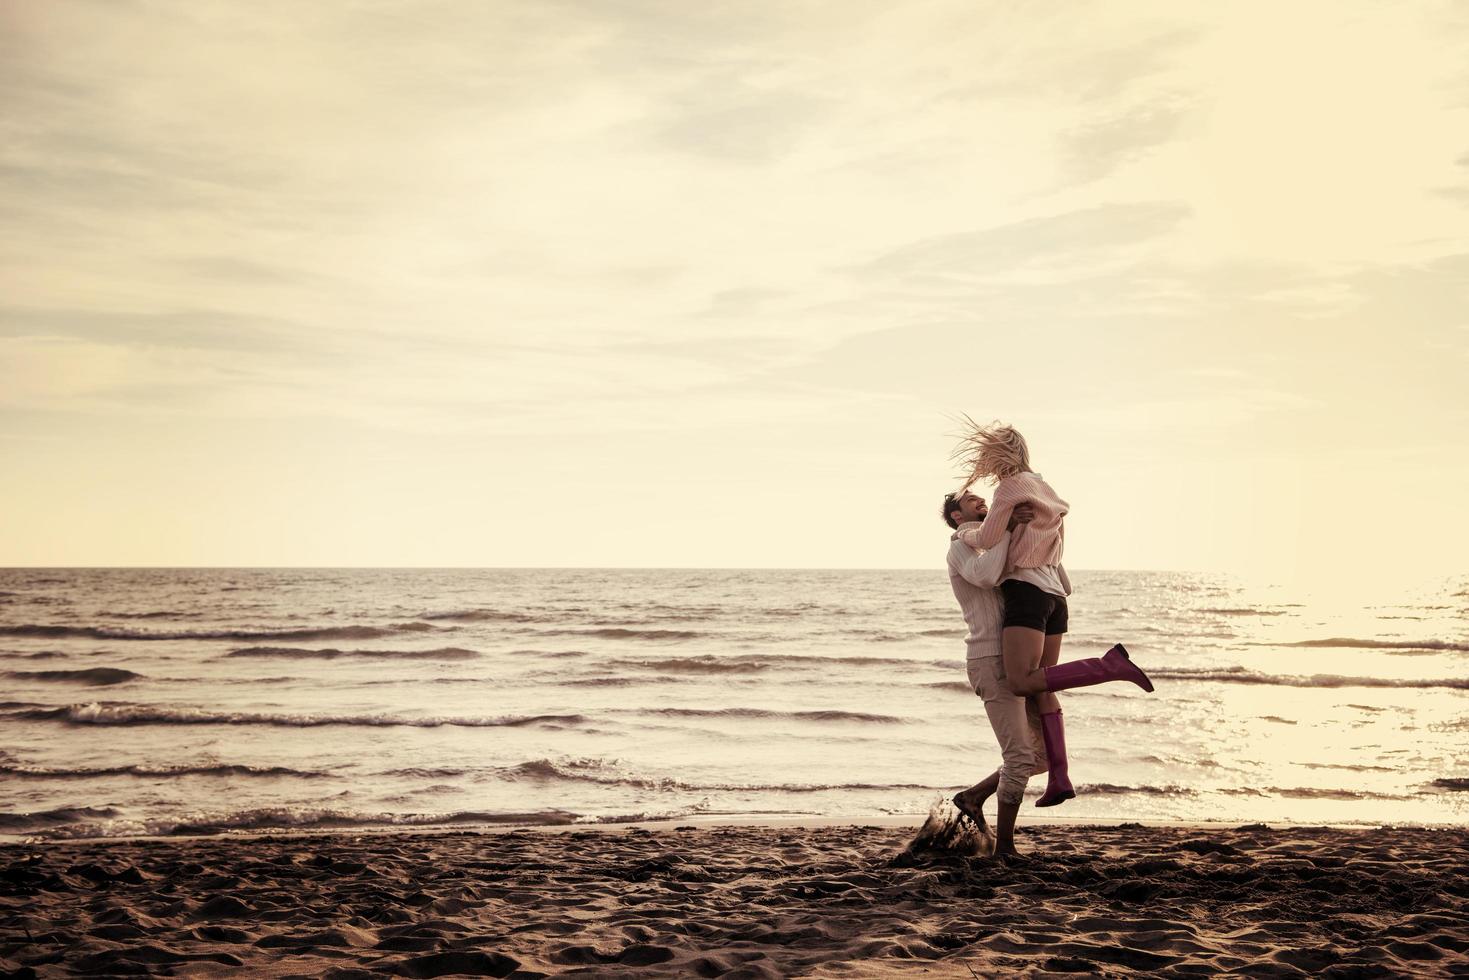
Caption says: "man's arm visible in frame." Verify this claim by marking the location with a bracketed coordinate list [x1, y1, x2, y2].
[956, 500, 1035, 551]
[952, 531, 1011, 589]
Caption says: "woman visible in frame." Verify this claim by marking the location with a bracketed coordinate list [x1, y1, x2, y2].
[954, 420, 1155, 807]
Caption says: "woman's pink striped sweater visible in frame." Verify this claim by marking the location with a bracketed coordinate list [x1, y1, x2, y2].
[957, 472, 1069, 569]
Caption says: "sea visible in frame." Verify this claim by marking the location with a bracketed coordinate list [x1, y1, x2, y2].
[1, 567, 1465, 840]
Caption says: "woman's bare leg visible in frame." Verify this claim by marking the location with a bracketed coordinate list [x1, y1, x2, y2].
[1036, 634, 1063, 713]
[1001, 626, 1047, 697]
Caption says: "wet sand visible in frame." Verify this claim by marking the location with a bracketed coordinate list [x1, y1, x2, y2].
[2, 820, 1466, 977]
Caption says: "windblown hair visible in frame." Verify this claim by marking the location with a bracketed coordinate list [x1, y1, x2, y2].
[951, 417, 1031, 490]
[941, 493, 961, 530]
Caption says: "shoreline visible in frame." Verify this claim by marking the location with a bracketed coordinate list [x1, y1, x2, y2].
[4, 811, 1450, 848]
[3, 821, 1465, 976]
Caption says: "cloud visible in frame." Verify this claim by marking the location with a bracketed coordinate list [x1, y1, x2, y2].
[943, 24, 1202, 106]
[1060, 96, 1191, 184]
[851, 202, 1190, 281]
[644, 75, 832, 164]
[2, 0, 1467, 568]
[0, 306, 327, 355]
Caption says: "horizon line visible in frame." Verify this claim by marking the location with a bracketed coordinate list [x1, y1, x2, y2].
[0, 564, 1252, 574]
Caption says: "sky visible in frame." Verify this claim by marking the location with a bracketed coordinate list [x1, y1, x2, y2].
[2, 0, 1467, 578]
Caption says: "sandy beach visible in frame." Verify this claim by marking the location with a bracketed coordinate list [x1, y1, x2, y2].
[2, 819, 1465, 978]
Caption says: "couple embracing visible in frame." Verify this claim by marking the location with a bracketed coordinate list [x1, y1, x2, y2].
[942, 421, 1154, 860]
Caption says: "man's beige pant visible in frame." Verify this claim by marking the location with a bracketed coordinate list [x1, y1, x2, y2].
[966, 656, 1049, 806]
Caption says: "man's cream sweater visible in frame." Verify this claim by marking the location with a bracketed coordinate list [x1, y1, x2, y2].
[946, 525, 1010, 660]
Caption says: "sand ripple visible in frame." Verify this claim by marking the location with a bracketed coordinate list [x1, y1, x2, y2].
[0, 824, 1465, 977]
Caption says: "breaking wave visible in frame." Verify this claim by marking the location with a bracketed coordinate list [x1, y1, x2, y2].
[421, 609, 539, 623]
[9, 805, 731, 839]
[0, 806, 123, 831]
[547, 628, 704, 641]
[557, 676, 686, 687]
[4, 667, 142, 685]
[503, 758, 934, 793]
[225, 646, 480, 661]
[1198, 607, 1288, 617]
[608, 653, 958, 673]
[1268, 637, 1469, 653]
[1220, 786, 1414, 801]
[0, 623, 445, 642]
[4, 702, 588, 729]
[606, 656, 770, 674]
[0, 763, 334, 780]
[622, 707, 905, 723]
[1151, 666, 1468, 689]
[1077, 783, 1197, 796]
[923, 681, 975, 693]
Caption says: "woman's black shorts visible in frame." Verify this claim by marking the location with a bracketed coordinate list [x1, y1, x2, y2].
[1000, 579, 1069, 635]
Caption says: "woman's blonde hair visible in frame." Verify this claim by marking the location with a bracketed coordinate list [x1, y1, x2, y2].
[951, 417, 1031, 490]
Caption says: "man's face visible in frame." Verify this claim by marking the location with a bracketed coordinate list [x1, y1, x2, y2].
[955, 492, 988, 525]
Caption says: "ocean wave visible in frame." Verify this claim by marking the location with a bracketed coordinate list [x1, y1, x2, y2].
[1151, 666, 1468, 689]
[1268, 637, 1469, 653]
[12, 805, 739, 839]
[0, 623, 446, 642]
[1198, 607, 1288, 617]
[0, 763, 334, 780]
[3, 667, 142, 685]
[225, 646, 480, 661]
[17, 806, 586, 839]
[621, 707, 905, 723]
[840, 630, 912, 643]
[1075, 783, 1197, 796]
[503, 758, 935, 793]
[549, 628, 704, 641]
[558, 676, 686, 687]
[421, 609, 539, 623]
[387, 758, 1210, 800]
[612, 652, 957, 672]
[606, 656, 770, 674]
[0, 806, 122, 831]
[1220, 786, 1413, 801]
[5, 702, 588, 729]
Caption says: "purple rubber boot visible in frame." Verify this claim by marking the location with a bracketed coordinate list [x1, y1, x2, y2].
[1042, 643, 1154, 693]
[1035, 709, 1075, 807]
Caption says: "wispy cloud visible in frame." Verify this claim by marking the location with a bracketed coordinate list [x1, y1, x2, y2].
[2, 0, 1467, 568]
[852, 203, 1190, 281]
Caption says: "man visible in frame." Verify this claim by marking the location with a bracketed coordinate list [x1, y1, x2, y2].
[942, 489, 1045, 860]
